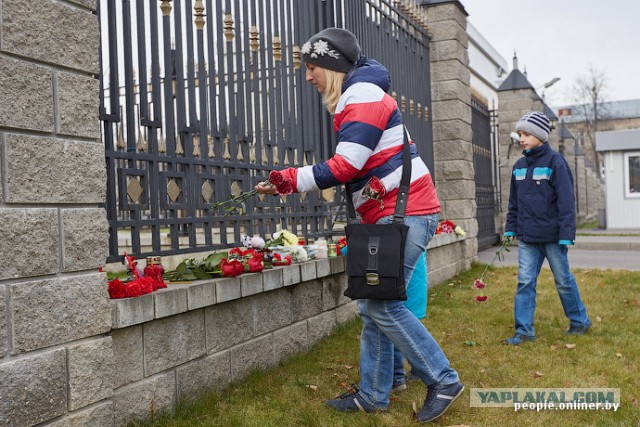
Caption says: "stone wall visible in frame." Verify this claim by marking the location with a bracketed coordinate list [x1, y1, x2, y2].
[0, 0, 112, 426]
[107, 258, 356, 426]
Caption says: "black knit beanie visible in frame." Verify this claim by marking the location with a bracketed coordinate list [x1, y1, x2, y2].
[301, 27, 361, 73]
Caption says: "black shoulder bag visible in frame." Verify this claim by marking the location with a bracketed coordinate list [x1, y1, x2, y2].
[343, 127, 411, 300]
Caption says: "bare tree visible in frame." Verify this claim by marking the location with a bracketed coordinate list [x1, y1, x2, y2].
[570, 64, 609, 174]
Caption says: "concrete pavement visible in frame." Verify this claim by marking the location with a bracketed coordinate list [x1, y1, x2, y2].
[476, 230, 640, 271]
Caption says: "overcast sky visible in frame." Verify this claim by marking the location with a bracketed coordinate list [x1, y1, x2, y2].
[462, 0, 640, 108]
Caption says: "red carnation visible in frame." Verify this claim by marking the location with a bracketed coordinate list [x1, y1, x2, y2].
[125, 280, 143, 298]
[137, 277, 155, 295]
[475, 295, 488, 302]
[108, 279, 127, 299]
[276, 180, 294, 196]
[473, 279, 486, 289]
[268, 170, 285, 186]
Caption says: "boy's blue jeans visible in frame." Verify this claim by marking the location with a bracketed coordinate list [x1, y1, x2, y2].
[355, 214, 459, 409]
[514, 240, 590, 337]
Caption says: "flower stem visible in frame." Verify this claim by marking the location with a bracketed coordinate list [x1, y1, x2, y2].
[480, 239, 511, 282]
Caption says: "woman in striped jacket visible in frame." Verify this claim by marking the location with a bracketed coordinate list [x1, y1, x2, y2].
[255, 27, 463, 422]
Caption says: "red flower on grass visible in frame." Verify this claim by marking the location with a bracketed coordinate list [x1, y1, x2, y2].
[473, 239, 511, 302]
[473, 279, 486, 289]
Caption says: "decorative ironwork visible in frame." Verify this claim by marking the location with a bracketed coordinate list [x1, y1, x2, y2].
[471, 97, 499, 249]
[98, 0, 434, 262]
[127, 178, 144, 203]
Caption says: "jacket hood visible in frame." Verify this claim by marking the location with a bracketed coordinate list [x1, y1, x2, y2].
[342, 56, 391, 93]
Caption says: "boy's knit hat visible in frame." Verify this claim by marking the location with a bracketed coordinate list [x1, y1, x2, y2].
[301, 27, 361, 73]
[516, 111, 551, 142]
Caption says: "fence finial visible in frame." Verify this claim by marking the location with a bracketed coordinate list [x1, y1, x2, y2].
[273, 36, 282, 62]
[250, 25, 259, 52]
[194, 0, 205, 30]
[224, 13, 234, 42]
[160, 0, 172, 16]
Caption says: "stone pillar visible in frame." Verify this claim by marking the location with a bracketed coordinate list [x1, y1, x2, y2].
[424, 1, 477, 270]
[0, 1, 113, 425]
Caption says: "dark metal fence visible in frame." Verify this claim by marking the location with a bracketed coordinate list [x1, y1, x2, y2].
[471, 98, 498, 249]
[99, 0, 433, 262]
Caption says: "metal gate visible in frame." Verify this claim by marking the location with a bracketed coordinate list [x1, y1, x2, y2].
[471, 98, 499, 249]
[98, 0, 433, 262]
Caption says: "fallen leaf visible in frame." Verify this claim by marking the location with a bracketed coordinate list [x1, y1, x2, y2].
[550, 345, 558, 350]
[533, 371, 544, 378]
[306, 384, 318, 391]
[464, 341, 477, 347]
[616, 353, 623, 358]
[596, 316, 602, 322]
[340, 382, 348, 388]
[565, 343, 576, 349]
[480, 381, 486, 387]
[412, 401, 418, 417]
[344, 365, 353, 370]
[632, 398, 638, 407]
[448, 282, 455, 287]
[480, 368, 485, 373]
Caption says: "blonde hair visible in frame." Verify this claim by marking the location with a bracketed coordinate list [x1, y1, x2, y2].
[322, 68, 346, 114]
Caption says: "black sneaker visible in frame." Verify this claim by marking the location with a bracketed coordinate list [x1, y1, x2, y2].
[417, 381, 464, 423]
[325, 385, 378, 413]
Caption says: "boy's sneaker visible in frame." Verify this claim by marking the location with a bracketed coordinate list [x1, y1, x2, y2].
[502, 334, 536, 346]
[391, 381, 407, 393]
[565, 319, 592, 335]
[325, 385, 378, 413]
[417, 381, 464, 423]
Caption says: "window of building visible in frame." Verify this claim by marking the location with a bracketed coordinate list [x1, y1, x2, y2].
[625, 152, 640, 198]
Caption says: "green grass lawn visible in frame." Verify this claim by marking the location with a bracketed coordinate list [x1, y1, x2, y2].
[131, 264, 640, 427]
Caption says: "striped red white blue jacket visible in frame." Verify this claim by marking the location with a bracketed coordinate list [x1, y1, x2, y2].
[283, 59, 439, 224]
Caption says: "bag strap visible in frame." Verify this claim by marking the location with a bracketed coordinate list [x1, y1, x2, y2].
[345, 126, 412, 225]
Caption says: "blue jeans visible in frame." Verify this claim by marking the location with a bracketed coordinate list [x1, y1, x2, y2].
[356, 214, 459, 409]
[391, 214, 439, 386]
[514, 241, 590, 337]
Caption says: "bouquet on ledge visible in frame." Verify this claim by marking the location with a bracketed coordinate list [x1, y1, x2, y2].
[106, 253, 167, 299]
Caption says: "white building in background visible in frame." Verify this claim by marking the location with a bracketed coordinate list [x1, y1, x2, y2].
[467, 21, 508, 107]
[595, 128, 640, 229]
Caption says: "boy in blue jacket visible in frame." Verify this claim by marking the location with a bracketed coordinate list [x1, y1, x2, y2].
[503, 111, 591, 345]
